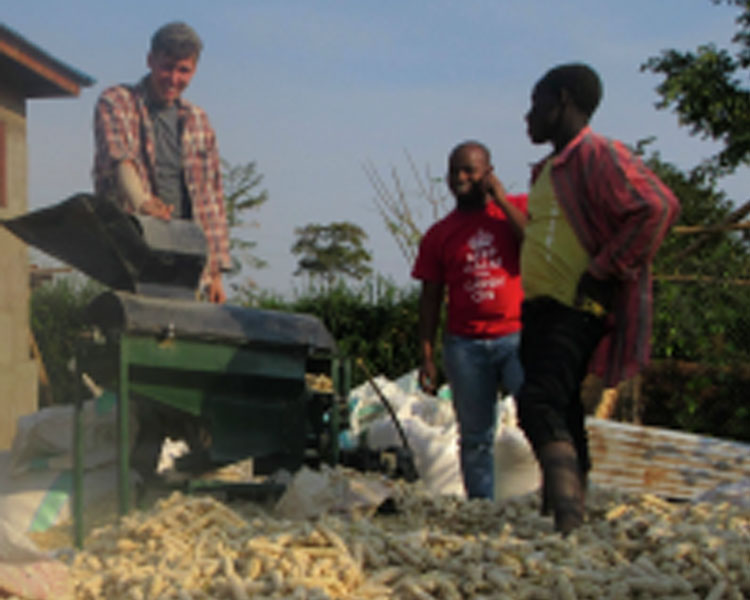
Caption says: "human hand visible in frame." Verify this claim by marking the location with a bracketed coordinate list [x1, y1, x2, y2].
[139, 197, 174, 220]
[418, 359, 439, 395]
[575, 271, 615, 316]
[483, 170, 507, 203]
[206, 272, 226, 304]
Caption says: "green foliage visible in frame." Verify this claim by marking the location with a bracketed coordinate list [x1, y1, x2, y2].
[221, 159, 268, 294]
[639, 2, 750, 440]
[30, 276, 103, 405]
[643, 150, 750, 440]
[652, 279, 750, 362]
[254, 277, 431, 386]
[291, 222, 373, 288]
[642, 361, 750, 443]
[642, 0, 750, 177]
[647, 148, 750, 278]
[647, 272, 750, 442]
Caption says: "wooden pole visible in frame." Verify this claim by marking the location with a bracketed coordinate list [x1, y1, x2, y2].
[29, 330, 54, 406]
[655, 274, 750, 286]
[672, 221, 750, 234]
[666, 198, 750, 263]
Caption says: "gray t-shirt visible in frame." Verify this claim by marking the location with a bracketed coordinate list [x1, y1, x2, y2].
[148, 103, 192, 219]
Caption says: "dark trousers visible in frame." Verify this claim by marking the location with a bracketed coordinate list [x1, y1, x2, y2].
[516, 297, 606, 475]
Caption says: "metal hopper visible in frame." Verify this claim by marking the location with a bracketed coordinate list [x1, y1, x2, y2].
[3, 192, 207, 297]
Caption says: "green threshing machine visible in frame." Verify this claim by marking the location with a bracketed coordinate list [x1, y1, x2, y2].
[2, 194, 350, 546]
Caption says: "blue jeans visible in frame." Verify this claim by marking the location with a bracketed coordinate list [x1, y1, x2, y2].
[443, 331, 524, 499]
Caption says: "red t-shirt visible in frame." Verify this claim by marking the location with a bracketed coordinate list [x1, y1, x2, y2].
[412, 196, 526, 337]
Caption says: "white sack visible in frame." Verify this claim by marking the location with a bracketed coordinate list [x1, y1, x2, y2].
[9, 392, 138, 476]
[274, 465, 394, 519]
[352, 373, 540, 500]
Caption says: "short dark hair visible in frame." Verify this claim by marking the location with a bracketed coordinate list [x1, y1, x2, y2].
[538, 63, 603, 118]
[150, 22, 203, 60]
[449, 140, 491, 164]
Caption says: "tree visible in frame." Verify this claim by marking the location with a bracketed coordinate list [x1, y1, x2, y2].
[363, 151, 450, 266]
[30, 275, 103, 405]
[640, 0, 750, 366]
[291, 222, 373, 288]
[639, 0, 750, 366]
[636, 3, 750, 441]
[626, 144, 750, 441]
[641, 146, 750, 356]
[642, 0, 750, 179]
[221, 159, 268, 294]
[256, 276, 424, 384]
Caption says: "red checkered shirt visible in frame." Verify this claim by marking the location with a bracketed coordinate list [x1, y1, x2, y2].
[93, 77, 230, 284]
[530, 126, 681, 386]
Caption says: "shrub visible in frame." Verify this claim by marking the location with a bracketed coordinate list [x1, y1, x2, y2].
[31, 275, 102, 405]
[254, 277, 436, 386]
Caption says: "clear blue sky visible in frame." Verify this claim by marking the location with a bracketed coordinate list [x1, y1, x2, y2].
[4, 1, 747, 296]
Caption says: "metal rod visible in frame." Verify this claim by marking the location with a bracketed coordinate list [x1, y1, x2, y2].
[73, 349, 84, 548]
[355, 358, 413, 456]
[118, 337, 131, 516]
[330, 357, 341, 466]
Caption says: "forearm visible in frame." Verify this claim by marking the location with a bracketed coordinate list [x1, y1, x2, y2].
[486, 174, 526, 239]
[492, 195, 527, 240]
[418, 282, 443, 361]
[94, 91, 145, 209]
[116, 160, 151, 212]
[206, 271, 226, 304]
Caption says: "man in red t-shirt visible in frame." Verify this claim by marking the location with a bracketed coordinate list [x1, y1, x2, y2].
[412, 141, 527, 499]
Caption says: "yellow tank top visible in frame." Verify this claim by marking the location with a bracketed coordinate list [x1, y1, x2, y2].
[521, 159, 589, 307]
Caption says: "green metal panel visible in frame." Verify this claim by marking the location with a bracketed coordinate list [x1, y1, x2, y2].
[129, 382, 205, 416]
[121, 335, 308, 379]
[121, 334, 313, 472]
[119, 334, 310, 417]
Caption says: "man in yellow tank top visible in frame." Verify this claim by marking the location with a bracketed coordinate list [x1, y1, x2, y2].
[512, 64, 680, 535]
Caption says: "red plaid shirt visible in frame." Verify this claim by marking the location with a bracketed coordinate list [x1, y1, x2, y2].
[93, 77, 230, 283]
[531, 126, 680, 386]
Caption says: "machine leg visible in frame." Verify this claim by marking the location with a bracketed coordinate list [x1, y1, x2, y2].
[329, 357, 351, 466]
[340, 357, 352, 462]
[73, 350, 84, 548]
[118, 339, 131, 516]
[331, 359, 340, 466]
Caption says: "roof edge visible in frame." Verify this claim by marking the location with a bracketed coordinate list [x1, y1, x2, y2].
[0, 22, 95, 94]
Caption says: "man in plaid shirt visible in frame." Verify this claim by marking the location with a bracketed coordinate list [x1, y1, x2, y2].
[94, 21, 230, 303]
[515, 63, 680, 535]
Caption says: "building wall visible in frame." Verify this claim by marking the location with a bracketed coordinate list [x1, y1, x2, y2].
[0, 87, 38, 450]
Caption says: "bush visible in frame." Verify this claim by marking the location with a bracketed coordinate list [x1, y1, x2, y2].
[253, 277, 435, 387]
[31, 274, 429, 405]
[644, 278, 750, 442]
[30, 270, 750, 442]
[643, 152, 750, 442]
[31, 276, 102, 405]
